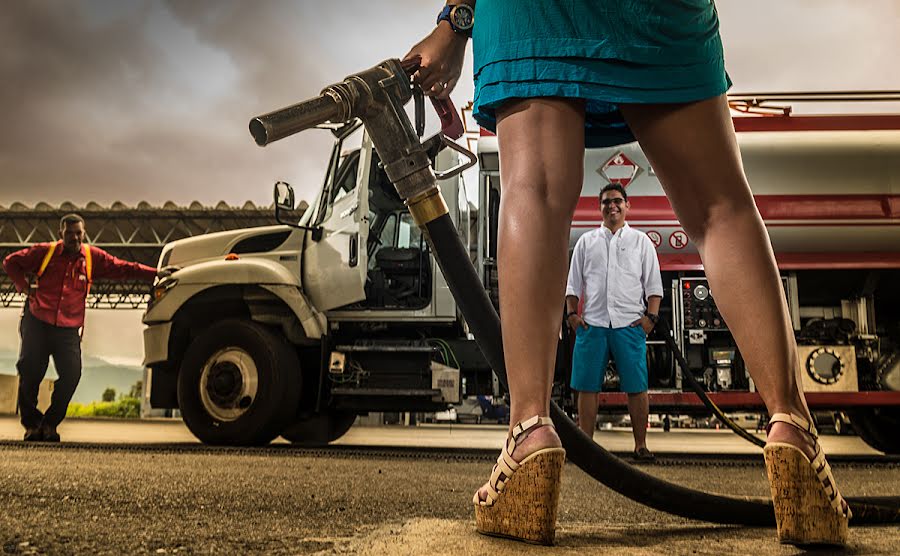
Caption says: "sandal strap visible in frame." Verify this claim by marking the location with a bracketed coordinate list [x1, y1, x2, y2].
[766, 412, 818, 439]
[811, 444, 852, 518]
[478, 415, 554, 506]
[512, 415, 555, 443]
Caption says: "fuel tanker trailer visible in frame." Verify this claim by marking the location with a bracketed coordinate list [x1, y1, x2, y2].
[476, 93, 900, 453]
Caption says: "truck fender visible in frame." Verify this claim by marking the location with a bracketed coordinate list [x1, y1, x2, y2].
[143, 260, 326, 367]
[145, 258, 301, 324]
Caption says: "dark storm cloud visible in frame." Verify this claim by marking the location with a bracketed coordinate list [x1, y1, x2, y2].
[0, 0, 431, 208]
[0, 2, 166, 205]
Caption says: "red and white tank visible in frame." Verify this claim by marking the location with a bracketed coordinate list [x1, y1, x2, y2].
[476, 108, 900, 272]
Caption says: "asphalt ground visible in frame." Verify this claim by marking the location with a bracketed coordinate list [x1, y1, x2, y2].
[1, 420, 899, 555]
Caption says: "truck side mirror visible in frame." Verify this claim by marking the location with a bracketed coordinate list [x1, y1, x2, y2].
[274, 181, 295, 211]
[273, 180, 323, 241]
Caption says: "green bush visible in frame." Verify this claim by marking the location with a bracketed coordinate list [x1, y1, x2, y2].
[67, 397, 141, 419]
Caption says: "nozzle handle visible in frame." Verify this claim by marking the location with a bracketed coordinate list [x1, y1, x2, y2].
[401, 55, 465, 140]
[430, 97, 464, 140]
[250, 93, 341, 146]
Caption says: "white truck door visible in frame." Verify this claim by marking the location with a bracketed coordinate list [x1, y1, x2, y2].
[302, 134, 372, 311]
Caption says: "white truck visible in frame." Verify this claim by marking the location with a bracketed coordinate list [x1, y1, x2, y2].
[142, 124, 484, 445]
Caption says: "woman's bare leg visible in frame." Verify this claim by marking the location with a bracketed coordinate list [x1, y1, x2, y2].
[496, 98, 585, 438]
[475, 97, 584, 498]
[620, 96, 815, 457]
[475, 98, 584, 500]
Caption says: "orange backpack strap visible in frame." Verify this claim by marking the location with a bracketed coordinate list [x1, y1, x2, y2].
[83, 244, 92, 282]
[36, 240, 61, 278]
[82, 244, 93, 301]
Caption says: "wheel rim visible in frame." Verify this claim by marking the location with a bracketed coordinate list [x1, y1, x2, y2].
[198, 347, 259, 422]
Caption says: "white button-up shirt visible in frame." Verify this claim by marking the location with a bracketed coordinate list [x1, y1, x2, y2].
[566, 223, 663, 329]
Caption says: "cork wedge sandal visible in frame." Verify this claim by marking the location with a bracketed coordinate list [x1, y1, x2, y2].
[473, 415, 566, 545]
[764, 412, 851, 546]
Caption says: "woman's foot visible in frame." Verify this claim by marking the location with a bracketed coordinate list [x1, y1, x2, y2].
[473, 419, 562, 503]
[765, 414, 850, 517]
[473, 415, 567, 545]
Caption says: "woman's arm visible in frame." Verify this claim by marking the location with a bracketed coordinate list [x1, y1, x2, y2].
[403, 2, 475, 98]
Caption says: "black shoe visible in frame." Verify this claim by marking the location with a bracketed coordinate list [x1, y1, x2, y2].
[23, 427, 43, 442]
[40, 425, 60, 443]
[633, 447, 656, 462]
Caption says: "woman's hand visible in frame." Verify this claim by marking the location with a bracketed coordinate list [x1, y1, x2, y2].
[403, 23, 467, 99]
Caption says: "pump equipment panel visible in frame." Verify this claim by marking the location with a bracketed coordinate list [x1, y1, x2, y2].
[679, 279, 727, 330]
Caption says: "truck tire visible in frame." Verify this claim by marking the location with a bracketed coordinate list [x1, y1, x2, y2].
[848, 408, 900, 455]
[177, 319, 301, 446]
[280, 411, 357, 446]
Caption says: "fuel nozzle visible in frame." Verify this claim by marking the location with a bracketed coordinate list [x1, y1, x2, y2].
[250, 58, 413, 147]
[250, 58, 473, 222]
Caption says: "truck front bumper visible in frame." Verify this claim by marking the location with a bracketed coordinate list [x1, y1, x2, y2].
[143, 321, 172, 367]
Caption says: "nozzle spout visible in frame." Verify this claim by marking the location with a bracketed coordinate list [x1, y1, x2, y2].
[250, 93, 341, 146]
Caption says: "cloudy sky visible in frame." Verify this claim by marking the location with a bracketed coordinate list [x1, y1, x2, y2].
[1, 0, 899, 210]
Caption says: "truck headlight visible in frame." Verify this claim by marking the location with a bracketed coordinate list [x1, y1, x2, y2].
[150, 278, 178, 308]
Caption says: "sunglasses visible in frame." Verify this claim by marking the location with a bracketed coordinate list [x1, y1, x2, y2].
[601, 197, 626, 206]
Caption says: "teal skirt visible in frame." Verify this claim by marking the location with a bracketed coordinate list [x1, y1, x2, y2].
[472, 0, 732, 148]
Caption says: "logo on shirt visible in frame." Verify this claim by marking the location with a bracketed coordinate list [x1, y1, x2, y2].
[598, 151, 641, 187]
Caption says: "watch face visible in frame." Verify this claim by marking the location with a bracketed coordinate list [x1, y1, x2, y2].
[451, 5, 474, 30]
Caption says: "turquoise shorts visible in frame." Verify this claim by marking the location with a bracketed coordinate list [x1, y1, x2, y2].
[571, 324, 648, 393]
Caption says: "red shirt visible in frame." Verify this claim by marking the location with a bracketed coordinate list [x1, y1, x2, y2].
[3, 243, 158, 328]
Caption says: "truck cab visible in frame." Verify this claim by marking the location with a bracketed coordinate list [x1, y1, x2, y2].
[142, 125, 487, 446]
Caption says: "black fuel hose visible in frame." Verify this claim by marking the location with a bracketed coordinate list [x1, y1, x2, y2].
[423, 212, 900, 524]
[656, 318, 767, 449]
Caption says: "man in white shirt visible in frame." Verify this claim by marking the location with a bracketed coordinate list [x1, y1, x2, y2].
[565, 184, 663, 460]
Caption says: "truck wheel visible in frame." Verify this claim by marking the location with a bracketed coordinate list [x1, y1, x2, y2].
[848, 408, 900, 455]
[178, 319, 301, 446]
[280, 411, 357, 446]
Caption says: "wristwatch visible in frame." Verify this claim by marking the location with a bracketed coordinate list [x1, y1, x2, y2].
[566, 311, 578, 320]
[644, 312, 660, 324]
[437, 4, 474, 37]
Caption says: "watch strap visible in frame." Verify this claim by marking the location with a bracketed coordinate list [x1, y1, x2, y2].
[436, 4, 473, 37]
[436, 5, 453, 25]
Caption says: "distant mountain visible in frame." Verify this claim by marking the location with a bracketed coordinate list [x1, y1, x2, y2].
[0, 350, 143, 404]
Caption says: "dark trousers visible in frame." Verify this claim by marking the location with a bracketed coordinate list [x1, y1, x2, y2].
[16, 308, 82, 429]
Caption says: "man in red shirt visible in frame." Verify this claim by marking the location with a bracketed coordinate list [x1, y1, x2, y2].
[3, 214, 171, 442]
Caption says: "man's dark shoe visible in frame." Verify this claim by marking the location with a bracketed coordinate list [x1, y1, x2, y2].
[40, 425, 60, 443]
[633, 447, 656, 462]
[23, 427, 43, 442]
